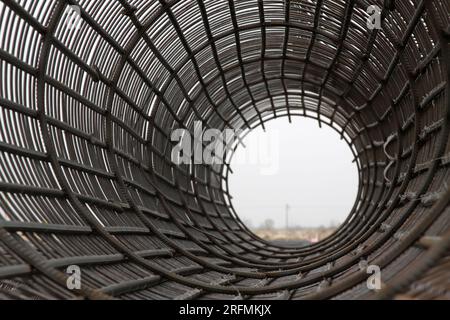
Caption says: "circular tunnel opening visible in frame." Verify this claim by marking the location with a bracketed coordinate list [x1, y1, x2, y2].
[226, 116, 359, 245]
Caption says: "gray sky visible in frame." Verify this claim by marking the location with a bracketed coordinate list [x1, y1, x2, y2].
[228, 117, 359, 229]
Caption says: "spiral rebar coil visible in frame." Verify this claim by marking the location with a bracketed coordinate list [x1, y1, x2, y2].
[0, 0, 449, 300]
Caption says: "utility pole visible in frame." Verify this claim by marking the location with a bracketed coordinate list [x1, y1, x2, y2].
[285, 204, 290, 230]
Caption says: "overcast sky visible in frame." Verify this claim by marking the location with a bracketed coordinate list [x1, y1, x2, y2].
[228, 117, 359, 229]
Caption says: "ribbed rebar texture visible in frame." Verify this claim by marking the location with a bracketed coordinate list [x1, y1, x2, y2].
[0, 0, 449, 300]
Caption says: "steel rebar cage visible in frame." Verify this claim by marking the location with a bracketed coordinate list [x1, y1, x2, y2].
[0, 0, 449, 300]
